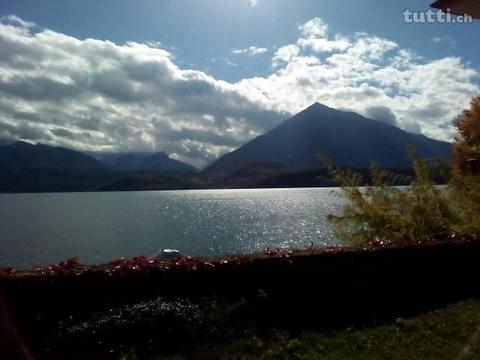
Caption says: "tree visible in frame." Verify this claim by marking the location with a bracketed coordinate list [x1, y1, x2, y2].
[323, 149, 453, 246]
[450, 96, 480, 237]
[452, 96, 480, 177]
[326, 97, 480, 246]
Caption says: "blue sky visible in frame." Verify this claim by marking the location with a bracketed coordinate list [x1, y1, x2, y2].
[0, 0, 479, 166]
[1, 0, 479, 81]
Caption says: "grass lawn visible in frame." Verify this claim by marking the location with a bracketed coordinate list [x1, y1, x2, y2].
[110, 299, 480, 360]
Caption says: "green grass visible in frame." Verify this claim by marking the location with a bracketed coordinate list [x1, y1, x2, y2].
[118, 299, 480, 360]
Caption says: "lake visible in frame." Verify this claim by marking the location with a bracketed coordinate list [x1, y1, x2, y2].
[0, 188, 344, 269]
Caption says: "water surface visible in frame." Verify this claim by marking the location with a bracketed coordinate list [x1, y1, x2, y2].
[0, 188, 343, 269]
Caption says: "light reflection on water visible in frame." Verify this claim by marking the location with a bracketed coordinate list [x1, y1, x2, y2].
[0, 188, 343, 269]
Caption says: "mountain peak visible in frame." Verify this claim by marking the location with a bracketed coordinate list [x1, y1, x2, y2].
[207, 103, 452, 173]
[305, 102, 331, 112]
[295, 102, 333, 119]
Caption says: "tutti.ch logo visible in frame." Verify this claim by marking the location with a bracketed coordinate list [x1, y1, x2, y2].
[403, 8, 473, 24]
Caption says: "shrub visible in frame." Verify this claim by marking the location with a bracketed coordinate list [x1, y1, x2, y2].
[326, 96, 480, 246]
[323, 149, 455, 246]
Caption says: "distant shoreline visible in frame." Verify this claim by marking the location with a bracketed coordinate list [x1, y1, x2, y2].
[0, 182, 447, 195]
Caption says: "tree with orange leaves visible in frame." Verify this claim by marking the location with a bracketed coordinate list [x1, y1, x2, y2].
[450, 96, 480, 237]
[452, 96, 480, 178]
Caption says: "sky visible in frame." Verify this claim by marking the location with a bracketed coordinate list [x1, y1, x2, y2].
[0, 0, 479, 167]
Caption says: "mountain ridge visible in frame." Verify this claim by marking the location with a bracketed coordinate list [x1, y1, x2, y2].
[0, 141, 105, 172]
[95, 151, 196, 172]
[0, 103, 454, 192]
[206, 102, 452, 173]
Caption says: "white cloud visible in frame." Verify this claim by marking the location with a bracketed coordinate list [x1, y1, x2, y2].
[431, 36, 456, 49]
[272, 44, 300, 66]
[242, 19, 478, 142]
[298, 36, 351, 53]
[0, 14, 35, 28]
[0, 18, 282, 167]
[431, 36, 451, 43]
[232, 46, 268, 56]
[145, 40, 163, 48]
[0, 16, 478, 168]
[249, 0, 258, 7]
[299, 18, 328, 38]
[296, 18, 351, 54]
[226, 59, 238, 67]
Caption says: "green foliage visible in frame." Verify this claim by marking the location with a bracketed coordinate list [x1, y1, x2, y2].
[449, 96, 480, 238]
[322, 149, 455, 246]
[325, 96, 480, 246]
[449, 175, 480, 238]
[168, 299, 480, 360]
[452, 96, 480, 178]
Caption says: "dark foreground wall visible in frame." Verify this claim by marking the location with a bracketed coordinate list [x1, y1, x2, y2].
[1, 240, 480, 357]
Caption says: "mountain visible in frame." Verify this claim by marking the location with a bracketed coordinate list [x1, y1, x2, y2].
[0, 141, 105, 172]
[97, 152, 196, 172]
[0, 141, 118, 193]
[0, 142, 197, 192]
[207, 103, 452, 173]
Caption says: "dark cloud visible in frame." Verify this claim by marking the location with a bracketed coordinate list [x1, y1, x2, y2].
[407, 106, 450, 121]
[402, 121, 422, 134]
[0, 75, 82, 102]
[50, 128, 75, 139]
[365, 106, 398, 126]
[0, 121, 50, 141]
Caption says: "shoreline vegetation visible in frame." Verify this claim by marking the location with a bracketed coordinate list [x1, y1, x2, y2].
[323, 96, 480, 247]
[0, 165, 426, 194]
[1, 239, 480, 358]
[1, 97, 480, 358]
[0, 235, 474, 278]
